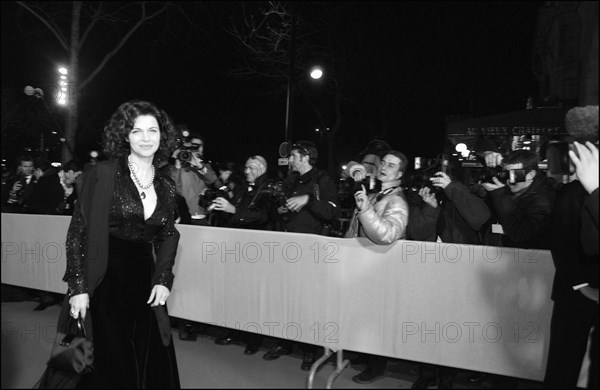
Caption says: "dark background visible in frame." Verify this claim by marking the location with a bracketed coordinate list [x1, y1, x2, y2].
[1, 1, 543, 174]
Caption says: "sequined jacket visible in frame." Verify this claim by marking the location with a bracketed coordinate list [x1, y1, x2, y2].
[63, 159, 180, 298]
[345, 185, 409, 245]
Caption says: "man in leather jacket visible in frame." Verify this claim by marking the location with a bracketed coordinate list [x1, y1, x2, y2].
[263, 140, 339, 371]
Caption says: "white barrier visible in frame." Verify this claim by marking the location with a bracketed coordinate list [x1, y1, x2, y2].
[1, 213, 554, 380]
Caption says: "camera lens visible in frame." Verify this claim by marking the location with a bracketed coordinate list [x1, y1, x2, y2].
[179, 151, 192, 162]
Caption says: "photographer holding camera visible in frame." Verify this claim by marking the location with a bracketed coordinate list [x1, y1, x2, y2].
[345, 150, 409, 244]
[404, 161, 490, 389]
[2, 155, 36, 213]
[210, 155, 275, 355]
[263, 140, 339, 371]
[480, 149, 557, 249]
[544, 105, 598, 389]
[408, 167, 491, 245]
[209, 155, 275, 230]
[168, 131, 217, 226]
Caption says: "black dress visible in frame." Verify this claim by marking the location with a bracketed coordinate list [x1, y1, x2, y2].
[65, 159, 180, 388]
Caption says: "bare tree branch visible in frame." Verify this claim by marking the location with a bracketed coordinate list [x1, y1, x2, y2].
[16, 1, 69, 50]
[79, 2, 170, 91]
[79, 2, 104, 48]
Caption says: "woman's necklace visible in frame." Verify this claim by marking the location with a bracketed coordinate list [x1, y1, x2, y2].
[128, 155, 155, 199]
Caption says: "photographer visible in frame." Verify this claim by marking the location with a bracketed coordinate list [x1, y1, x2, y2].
[345, 150, 409, 244]
[480, 149, 557, 249]
[205, 161, 245, 227]
[406, 165, 490, 389]
[263, 141, 339, 371]
[408, 169, 490, 245]
[544, 105, 598, 389]
[2, 155, 36, 213]
[167, 131, 217, 341]
[275, 141, 339, 236]
[168, 132, 217, 226]
[571, 140, 599, 390]
[26, 158, 65, 215]
[57, 160, 84, 215]
[210, 155, 274, 355]
[209, 155, 274, 230]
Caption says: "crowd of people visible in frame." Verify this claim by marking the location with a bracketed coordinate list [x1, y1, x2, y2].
[2, 101, 598, 389]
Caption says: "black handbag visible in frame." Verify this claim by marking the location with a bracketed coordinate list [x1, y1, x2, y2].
[33, 316, 94, 389]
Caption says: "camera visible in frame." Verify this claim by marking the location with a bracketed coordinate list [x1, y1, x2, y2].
[477, 166, 510, 183]
[172, 147, 203, 167]
[403, 156, 451, 193]
[546, 141, 577, 176]
[7, 174, 27, 203]
[257, 181, 288, 206]
[476, 166, 526, 184]
[199, 186, 229, 211]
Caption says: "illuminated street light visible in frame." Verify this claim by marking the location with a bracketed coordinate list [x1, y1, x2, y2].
[310, 66, 323, 80]
[455, 143, 467, 152]
[57, 66, 68, 105]
[285, 64, 324, 152]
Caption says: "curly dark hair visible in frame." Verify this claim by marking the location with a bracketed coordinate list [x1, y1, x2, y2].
[101, 100, 179, 164]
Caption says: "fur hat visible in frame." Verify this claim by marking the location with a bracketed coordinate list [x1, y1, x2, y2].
[565, 105, 599, 143]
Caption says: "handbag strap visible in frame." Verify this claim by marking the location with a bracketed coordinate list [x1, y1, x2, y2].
[75, 316, 87, 339]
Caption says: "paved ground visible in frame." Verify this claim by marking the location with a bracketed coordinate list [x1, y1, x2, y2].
[1, 284, 542, 388]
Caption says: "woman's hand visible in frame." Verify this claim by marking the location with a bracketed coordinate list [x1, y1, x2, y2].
[69, 293, 89, 320]
[147, 285, 170, 307]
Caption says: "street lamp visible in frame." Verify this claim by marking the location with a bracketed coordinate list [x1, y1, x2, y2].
[284, 65, 324, 144]
[23, 85, 49, 159]
[23, 83, 70, 161]
[310, 66, 323, 80]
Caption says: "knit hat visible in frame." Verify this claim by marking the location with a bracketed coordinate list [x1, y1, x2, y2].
[246, 155, 267, 177]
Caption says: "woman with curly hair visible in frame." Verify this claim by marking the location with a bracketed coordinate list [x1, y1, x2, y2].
[57, 100, 181, 388]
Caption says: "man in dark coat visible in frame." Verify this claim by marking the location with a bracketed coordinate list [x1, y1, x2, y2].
[210, 155, 276, 355]
[480, 149, 557, 250]
[543, 106, 598, 389]
[263, 141, 339, 371]
[2, 155, 36, 213]
[26, 159, 65, 215]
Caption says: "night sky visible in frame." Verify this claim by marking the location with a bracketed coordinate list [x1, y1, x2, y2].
[1, 1, 543, 173]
